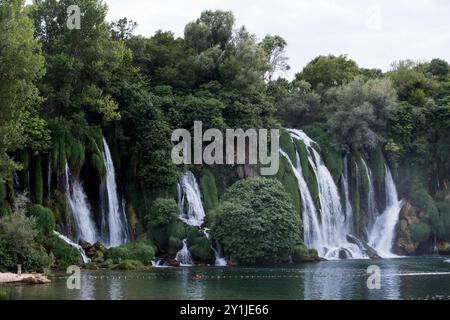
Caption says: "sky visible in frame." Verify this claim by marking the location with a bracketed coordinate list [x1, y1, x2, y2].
[29, 0, 450, 79]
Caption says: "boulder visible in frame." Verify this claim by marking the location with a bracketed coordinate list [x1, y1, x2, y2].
[346, 234, 381, 259]
[21, 274, 51, 284]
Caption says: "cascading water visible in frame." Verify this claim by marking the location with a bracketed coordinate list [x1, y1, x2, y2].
[284, 129, 366, 259]
[361, 158, 379, 233]
[178, 171, 205, 227]
[341, 155, 353, 234]
[65, 163, 98, 244]
[368, 165, 403, 258]
[203, 228, 227, 266]
[101, 137, 129, 247]
[175, 239, 194, 266]
[53, 230, 90, 263]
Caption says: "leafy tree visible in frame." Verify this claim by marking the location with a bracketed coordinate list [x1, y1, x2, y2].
[326, 77, 397, 150]
[212, 178, 301, 265]
[296, 55, 359, 90]
[260, 35, 290, 81]
[427, 58, 449, 81]
[0, 0, 45, 180]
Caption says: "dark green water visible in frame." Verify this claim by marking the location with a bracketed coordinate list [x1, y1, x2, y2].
[2, 257, 450, 300]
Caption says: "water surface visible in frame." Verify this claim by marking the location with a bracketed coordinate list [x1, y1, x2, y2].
[3, 257, 450, 300]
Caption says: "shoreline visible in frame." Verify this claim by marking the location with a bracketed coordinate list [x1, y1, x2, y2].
[0, 273, 51, 284]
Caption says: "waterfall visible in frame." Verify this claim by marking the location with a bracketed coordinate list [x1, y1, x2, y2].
[361, 158, 379, 233]
[203, 228, 227, 266]
[65, 163, 98, 244]
[341, 155, 353, 234]
[283, 130, 366, 259]
[177, 171, 205, 227]
[101, 137, 129, 248]
[175, 239, 194, 266]
[368, 165, 402, 258]
[53, 231, 90, 263]
[280, 150, 323, 252]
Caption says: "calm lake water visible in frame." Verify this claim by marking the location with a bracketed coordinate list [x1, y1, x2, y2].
[3, 257, 450, 300]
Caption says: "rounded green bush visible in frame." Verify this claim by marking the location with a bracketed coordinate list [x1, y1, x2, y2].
[212, 178, 302, 265]
[146, 198, 178, 228]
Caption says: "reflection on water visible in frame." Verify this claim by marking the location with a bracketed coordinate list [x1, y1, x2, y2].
[2, 257, 450, 300]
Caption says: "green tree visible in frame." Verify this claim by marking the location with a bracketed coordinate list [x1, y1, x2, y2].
[260, 35, 290, 81]
[0, 0, 45, 180]
[326, 77, 398, 150]
[145, 198, 178, 228]
[296, 55, 359, 90]
[212, 178, 301, 265]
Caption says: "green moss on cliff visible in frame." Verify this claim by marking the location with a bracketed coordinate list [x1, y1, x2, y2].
[199, 169, 219, 212]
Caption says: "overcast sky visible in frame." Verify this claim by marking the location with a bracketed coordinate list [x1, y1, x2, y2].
[31, 0, 450, 79]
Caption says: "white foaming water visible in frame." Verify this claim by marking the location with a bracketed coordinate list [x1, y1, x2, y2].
[368, 165, 403, 258]
[361, 158, 379, 233]
[202, 228, 227, 266]
[175, 239, 194, 266]
[341, 155, 353, 234]
[65, 163, 98, 244]
[284, 130, 366, 259]
[178, 171, 205, 227]
[53, 230, 90, 263]
[101, 138, 129, 248]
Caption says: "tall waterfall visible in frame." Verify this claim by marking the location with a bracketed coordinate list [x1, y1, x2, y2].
[53, 230, 90, 263]
[65, 163, 98, 244]
[361, 158, 379, 233]
[177, 171, 205, 227]
[284, 130, 365, 259]
[101, 138, 129, 248]
[341, 155, 353, 234]
[175, 239, 194, 266]
[368, 166, 402, 258]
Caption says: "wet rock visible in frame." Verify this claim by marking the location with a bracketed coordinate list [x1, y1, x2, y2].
[21, 274, 51, 284]
[394, 202, 420, 255]
[346, 234, 381, 259]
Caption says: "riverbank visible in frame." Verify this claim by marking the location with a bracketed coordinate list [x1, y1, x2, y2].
[0, 273, 51, 284]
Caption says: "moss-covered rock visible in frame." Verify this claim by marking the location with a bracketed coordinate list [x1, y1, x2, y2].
[113, 259, 145, 270]
[106, 242, 155, 265]
[275, 156, 301, 215]
[199, 169, 219, 212]
[189, 236, 213, 263]
[291, 245, 320, 262]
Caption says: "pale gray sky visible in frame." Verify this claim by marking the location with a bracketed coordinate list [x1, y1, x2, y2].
[30, 0, 450, 79]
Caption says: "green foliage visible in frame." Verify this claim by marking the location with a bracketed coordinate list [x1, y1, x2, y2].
[45, 235, 81, 267]
[0, 0, 45, 181]
[27, 205, 55, 240]
[411, 188, 439, 231]
[212, 178, 301, 265]
[276, 157, 301, 215]
[296, 55, 359, 90]
[145, 198, 178, 228]
[325, 77, 398, 151]
[113, 259, 145, 270]
[106, 242, 155, 265]
[410, 222, 431, 243]
[199, 170, 219, 212]
[0, 212, 52, 272]
[280, 130, 296, 163]
[291, 245, 319, 262]
[189, 237, 213, 262]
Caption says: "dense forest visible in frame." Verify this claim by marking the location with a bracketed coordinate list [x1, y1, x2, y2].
[1, 0, 450, 272]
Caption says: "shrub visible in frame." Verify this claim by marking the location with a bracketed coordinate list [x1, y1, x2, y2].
[27, 205, 55, 240]
[212, 178, 302, 265]
[46, 235, 81, 267]
[189, 237, 213, 262]
[291, 245, 319, 262]
[145, 198, 178, 228]
[411, 222, 431, 243]
[106, 242, 155, 265]
[113, 259, 144, 270]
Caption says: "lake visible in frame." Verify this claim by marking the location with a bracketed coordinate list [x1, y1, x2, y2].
[3, 257, 450, 300]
